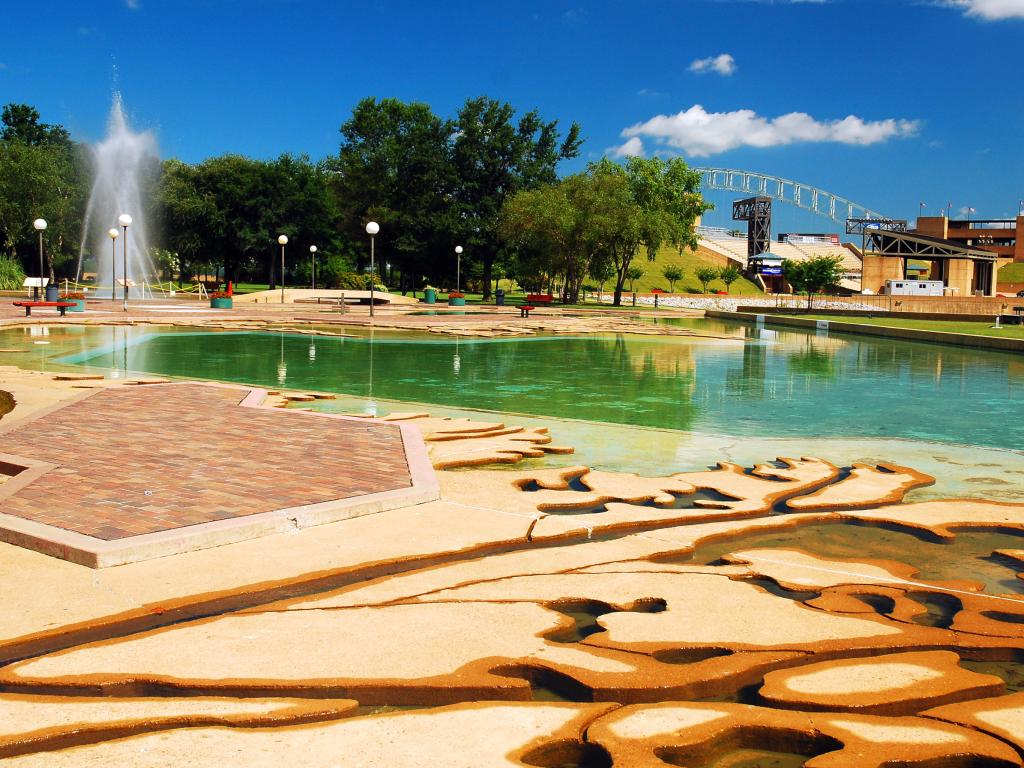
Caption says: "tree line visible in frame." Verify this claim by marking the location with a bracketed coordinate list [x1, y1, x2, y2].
[0, 97, 711, 303]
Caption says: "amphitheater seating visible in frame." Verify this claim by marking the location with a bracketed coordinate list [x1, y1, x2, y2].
[696, 234, 863, 293]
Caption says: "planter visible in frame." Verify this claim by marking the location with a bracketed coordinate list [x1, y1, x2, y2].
[448, 296, 466, 307]
[210, 297, 233, 309]
[66, 299, 85, 312]
[424, 288, 437, 304]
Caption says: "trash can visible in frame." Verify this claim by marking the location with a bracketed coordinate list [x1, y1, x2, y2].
[424, 288, 437, 304]
[495, 288, 505, 306]
[45, 283, 59, 302]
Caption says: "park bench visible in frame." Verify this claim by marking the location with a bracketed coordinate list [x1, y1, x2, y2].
[12, 301, 77, 317]
[526, 294, 554, 305]
[519, 305, 536, 318]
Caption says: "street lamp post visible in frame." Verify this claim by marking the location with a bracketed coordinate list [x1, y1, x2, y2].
[118, 214, 132, 312]
[454, 245, 463, 294]
[107, 228, 119, 301]
[309, 245, 317, 290]
[365, 222, 379, 318]
[32, 219, 47, 300]
[277, 235, 288, 304]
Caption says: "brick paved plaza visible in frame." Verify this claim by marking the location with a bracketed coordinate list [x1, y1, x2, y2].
[0, 383, 437, 565]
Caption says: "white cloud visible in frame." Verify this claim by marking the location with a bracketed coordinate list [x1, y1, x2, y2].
[607, 136, 645, 158]
[619, 105, 920, 157]
[688, 53, 737, 76]
[939, 0, 1024, 19]
[125, 0, 141, 8]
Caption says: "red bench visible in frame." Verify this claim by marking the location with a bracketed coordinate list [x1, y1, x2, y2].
[519, 305, 536, 318]
[526, 294, 554, 305]
[13, 301, 77, 317]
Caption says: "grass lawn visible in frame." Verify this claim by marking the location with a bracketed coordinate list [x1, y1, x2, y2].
[998, 262, 1024, 282]
[787, 314, 1024, 340]
[621, 244, 762, 296]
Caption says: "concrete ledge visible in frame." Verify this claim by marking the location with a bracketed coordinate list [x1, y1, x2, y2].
[706, 310, 1024, 353]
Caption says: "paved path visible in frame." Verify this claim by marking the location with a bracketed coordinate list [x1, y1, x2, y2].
[0, 384, 411, 540]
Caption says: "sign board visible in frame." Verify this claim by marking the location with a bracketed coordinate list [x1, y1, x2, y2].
[815, 320, 830, 332]
[22, 277, 48, 288]
[761, 267, 782, 275]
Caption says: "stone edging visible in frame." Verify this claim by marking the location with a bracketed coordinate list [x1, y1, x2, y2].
[705, 310, 1024, 353]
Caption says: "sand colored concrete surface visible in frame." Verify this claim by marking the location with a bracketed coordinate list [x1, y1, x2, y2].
[588, 702, 1022, 768]
[437, 458, 841, 543]
[0, 702, 614, 767]
[804, 584, 931, 624]
[272, 514, 833, 612]
[758, 651, 1005, 715]
[721, 547, 979, 593]
[426, 426, 573, 469]
[0, 602, 571, 701]
[841, 499, 1024, 540]
[786, 462, 935, 510]
[925, 690, 1024, 752]
[0, 693, 356, 757]
[0, 579, 809, 704]
[0, 498, 534, 662]
[421, 572, 948, 655]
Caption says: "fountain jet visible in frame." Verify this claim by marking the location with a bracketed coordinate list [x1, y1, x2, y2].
[78, 94, 159, 297]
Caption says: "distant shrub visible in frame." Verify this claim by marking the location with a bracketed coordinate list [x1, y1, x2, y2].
[0, 256, 25, 291]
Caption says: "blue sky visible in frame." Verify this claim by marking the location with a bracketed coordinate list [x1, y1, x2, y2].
[2, 0, 1022, 232]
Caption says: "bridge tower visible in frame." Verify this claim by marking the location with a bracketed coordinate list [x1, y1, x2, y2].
[732, 196, 772, 259]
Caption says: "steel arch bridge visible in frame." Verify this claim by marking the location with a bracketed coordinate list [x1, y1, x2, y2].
[694, 167, 889, 223]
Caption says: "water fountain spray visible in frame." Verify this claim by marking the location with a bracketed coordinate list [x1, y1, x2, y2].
[78, 94, 159, 297]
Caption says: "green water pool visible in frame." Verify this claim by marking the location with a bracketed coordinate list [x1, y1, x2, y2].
[39, 318, 1024, 452]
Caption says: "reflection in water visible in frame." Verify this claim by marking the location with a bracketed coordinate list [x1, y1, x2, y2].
[15, 320, 1024, 450]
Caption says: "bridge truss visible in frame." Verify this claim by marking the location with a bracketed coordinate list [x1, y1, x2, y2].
[695, 168, 889, 225]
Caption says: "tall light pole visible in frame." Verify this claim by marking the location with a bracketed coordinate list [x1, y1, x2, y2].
[277, 235, 288, 304]
[454, 245, 463, 294]
[107, 228, 119, 301]
[309, 245, 317, 290]
[32, 219, 47, 300]
[366, 221, 379, 318]
[118, 214, 132, 312]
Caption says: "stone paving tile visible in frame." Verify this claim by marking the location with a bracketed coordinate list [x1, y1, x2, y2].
[0, 384, 411, 540]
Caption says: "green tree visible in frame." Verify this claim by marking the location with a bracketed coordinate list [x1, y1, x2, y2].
[626, 264, 645, 292]
[332, 97, 453, 293]
[499, 172, 613, 303]
[662, 264, 684, 292]
[783, 255, 843, 308]
[589, 259, 615, 297]
[695, 266, 719, 293]
[158, 153, 338, 288]
[454, 96, 582, 299]
[1, 104, 71, 147]
[719, 265, 741, 293]
[588, 156, 711, 306]
[0, 104, 86, 280]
